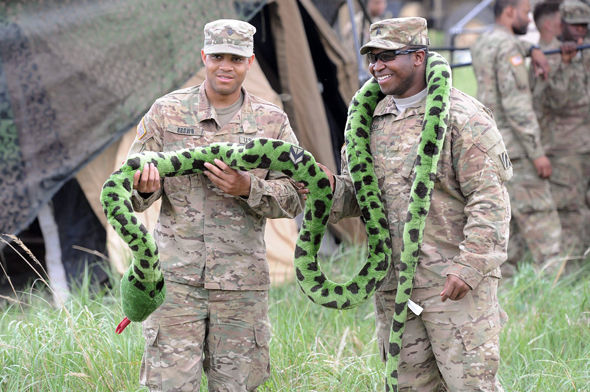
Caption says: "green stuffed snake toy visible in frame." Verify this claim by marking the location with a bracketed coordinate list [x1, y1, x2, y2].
[101, 52, 451, 391]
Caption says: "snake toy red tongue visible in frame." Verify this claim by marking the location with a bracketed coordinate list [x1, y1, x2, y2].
[115, 317, 131, 334]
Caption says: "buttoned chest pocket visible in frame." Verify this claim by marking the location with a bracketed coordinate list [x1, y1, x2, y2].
[399, 142, 421, 180]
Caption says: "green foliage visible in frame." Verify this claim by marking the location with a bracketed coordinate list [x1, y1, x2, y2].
[1, 248, 589, 391]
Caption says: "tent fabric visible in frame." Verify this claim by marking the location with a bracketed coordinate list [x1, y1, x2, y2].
[0, 0, 252, 238]
[2, 0, 367, 274]
[263, 0, 366, 244]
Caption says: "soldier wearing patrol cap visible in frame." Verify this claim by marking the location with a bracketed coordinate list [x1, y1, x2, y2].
[322, 16, 512, 390]
[471, 0, 563, 275]
[128, 18, 304, 391]
[530, 0, 590, 260]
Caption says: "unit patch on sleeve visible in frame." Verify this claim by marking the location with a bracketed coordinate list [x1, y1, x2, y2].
[136, 118, 147, 140]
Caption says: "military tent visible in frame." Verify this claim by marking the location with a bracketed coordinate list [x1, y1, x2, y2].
[0, 0, 365, 294]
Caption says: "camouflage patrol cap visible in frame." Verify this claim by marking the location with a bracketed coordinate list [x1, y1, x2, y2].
[203, 19, 256, 57]
[560, 0, 590, 24]
[360, 17, 430, 55]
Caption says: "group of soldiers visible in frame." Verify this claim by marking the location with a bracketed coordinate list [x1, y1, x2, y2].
[471, 0, 590, 276]
[126, 2, 590, 389]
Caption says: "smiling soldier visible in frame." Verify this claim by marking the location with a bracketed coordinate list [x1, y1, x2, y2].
[127, 19, 304, 392]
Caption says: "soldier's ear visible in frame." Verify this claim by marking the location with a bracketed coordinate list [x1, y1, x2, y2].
[201, 50, 207, 65]
[247, 54, 255, 67]
[414, 49, 427, 67]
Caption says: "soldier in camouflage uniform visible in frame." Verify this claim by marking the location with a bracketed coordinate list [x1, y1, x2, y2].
[322, 17, 512, 391]
[129, 19, 303, 392]
[471, 0, 562, 273]
[531, 0, 590, 257]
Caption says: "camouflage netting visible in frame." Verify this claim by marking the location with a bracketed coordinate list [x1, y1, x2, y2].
[0, 0, 264, 237]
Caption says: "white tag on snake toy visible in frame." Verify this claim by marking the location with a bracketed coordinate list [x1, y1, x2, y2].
[408, 299, 423, 316]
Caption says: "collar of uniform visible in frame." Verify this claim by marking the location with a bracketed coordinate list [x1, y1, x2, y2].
[194, 83, 216, 123]
[374, 94, 426, 120]
[493, 24, 513, 37]
[226, 88, 255, 127]
[194, 84, 254, 128]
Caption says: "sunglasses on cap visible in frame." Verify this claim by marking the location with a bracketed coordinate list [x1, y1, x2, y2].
[366, 48, 422, 64]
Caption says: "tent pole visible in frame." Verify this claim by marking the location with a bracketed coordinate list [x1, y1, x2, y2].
[38, 202, 70, 306]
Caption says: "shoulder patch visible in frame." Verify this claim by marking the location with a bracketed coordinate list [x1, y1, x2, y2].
[136, 118, 147, 140]
[510, 54, 523, 67]
[498, 151, 512, 170]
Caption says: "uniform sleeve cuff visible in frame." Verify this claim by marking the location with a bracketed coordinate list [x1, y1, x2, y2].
[328, 176, 346, 222]
[244, 173, 263, 208]
[445, 264, 483, 290]
[527, 146, 545, 161]
[131, 189, 161, 211]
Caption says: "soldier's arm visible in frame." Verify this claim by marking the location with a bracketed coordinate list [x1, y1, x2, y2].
[497, 44, 546, 160]
[445, 117, 512, 289]
[240, 117, 304, 219]
[328, 145, 362, 223]
[129, 106, 164, 212]
[538, 52, 585, 110]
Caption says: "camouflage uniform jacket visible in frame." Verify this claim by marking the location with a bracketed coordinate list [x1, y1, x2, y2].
[129, 84, 303, 290]
[471, 25, 545, 160]
[331, 88, 512, 291]
[531, 37, 590, 154]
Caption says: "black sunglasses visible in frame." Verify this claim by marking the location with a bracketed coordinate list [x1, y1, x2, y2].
[366, 48, 421, 64]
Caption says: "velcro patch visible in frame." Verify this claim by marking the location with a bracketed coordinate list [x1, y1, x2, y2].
[136, 118, 147, 140]
[498, 151, 512, 170]
[289, 146, 304, 165]
[510, 54, 523, 67]
[239, 135, 252, 144]
[176, 127, 195, 135]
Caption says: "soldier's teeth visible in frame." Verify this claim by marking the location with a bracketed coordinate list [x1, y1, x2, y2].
[377, 75, 391, 81]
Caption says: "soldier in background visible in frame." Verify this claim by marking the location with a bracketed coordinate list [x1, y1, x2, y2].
[336, 0, 390, 55]
[129, 19, 303, 391]
[533, 1, 562, 47]
[531, 0, 590, 259]
[471, 0, 562, 275]
[323, 17, 512, 391]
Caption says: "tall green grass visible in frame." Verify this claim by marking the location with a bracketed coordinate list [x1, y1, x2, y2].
[1, 245, 589, 391]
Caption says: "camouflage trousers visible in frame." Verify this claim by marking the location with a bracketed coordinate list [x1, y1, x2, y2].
[505, 158, 561, 267]
[140, 281, 271, 392]
[375, 277, 506, 391]
[547, 153, 590, 258]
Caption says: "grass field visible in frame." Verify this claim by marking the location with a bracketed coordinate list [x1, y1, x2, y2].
[1, 245, 589, 391]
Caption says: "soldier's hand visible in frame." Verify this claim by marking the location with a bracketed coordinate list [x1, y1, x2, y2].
[440, 274, 470, 302]
[133, 163, 161, 194]
[530, 48, 550, 80]
[560, 40, 581, 64]
[204, 159, 251, 197]
[533, 155, 552, 178]
[317, 162, 335, 192]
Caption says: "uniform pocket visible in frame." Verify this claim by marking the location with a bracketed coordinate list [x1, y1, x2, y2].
[399, 142, 420, 179]
[246, 321, 271, 389]
[140, 322, 161, 389]
[458, 309, 502, 351]
[549, 160, 584, 210]
[254, 321, 271, 348]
